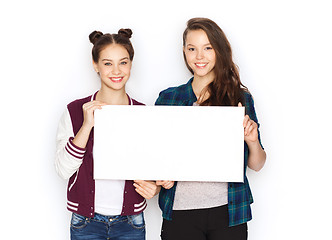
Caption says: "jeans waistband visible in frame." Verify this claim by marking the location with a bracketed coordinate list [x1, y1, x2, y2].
[93, 212, 126, 223]
[92, 212, 144, 223]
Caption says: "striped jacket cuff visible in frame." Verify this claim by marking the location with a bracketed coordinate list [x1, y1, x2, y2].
[65, 137, 86, 160]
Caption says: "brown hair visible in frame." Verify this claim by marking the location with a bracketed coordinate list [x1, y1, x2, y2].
[89, 28, 134, 63]
[183, 18, 248, 106]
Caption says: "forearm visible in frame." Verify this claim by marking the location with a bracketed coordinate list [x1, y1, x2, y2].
[72, 124, 93, 149]
[247, 140, 266, 172]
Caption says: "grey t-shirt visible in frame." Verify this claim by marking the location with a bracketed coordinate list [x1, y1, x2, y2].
[173, 181, 228, 210]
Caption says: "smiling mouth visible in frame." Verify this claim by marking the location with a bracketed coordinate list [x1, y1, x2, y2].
[109, 77, 123, 83]
[195, 63, 208, 69]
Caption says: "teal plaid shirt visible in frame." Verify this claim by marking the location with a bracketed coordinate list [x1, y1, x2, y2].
[155, 77, 264, 227]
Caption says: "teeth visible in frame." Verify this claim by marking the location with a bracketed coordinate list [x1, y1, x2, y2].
[111, 77, 122, 80]
[196, 63, 207, 67]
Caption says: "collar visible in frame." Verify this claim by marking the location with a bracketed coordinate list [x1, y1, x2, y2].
[91, 91, 133, 105]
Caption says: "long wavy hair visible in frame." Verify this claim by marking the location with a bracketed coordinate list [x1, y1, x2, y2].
[183, 18, 248, 106]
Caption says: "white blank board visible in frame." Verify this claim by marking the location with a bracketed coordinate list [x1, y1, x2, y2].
[93, 106, 244, 182]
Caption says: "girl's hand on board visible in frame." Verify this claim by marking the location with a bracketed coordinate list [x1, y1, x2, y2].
[133, 180, 161, 199]
[156, 180, 175, 189]
[238, 102, 259, 144]
[82, 101, 106, 129]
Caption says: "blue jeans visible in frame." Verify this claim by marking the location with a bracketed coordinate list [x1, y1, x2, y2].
[70, 212, 145, 240]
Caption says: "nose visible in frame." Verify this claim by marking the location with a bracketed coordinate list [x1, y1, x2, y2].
[112, 64, 121, 75]
[196, 49, 203, 60]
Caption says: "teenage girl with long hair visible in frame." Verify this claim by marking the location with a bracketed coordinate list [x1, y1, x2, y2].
[156, 18, 266, 240]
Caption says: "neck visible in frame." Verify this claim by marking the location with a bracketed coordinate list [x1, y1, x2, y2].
[192, 73, 215, 103]
[96, 87, 129, 105]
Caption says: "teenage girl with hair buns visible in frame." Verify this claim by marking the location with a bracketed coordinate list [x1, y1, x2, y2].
[55, 28, 160, 240]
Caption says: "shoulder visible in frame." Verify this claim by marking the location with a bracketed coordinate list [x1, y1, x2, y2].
[243, 91, 254, 106]
[160, 82, 189, 97]
[156, 79, 193, 105]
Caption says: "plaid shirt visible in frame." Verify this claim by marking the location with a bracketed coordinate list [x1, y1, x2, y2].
[155, 77, 264, 227]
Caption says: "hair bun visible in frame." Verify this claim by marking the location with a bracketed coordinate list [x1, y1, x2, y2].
[118, 28, 132, 39]
[89, 31, 104, 44]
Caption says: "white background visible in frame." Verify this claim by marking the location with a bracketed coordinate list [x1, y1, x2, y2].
[1, 0, 331, 239]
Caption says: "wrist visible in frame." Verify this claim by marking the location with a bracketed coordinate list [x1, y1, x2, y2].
[245, 138, 260, 149]
[81, 121, 94, 132]
[72, 124, 93, 149]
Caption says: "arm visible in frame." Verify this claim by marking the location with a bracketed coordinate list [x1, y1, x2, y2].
[72, 101, 106, 148]
[240, 100, 266, 172]
[245, 123, 266, 172]
[55, 101, 106, 179]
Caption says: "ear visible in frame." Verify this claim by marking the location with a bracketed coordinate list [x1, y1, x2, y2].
[92, 61, 99, 74]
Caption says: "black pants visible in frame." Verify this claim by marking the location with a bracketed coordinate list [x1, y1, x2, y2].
[161, 205, 247, 240]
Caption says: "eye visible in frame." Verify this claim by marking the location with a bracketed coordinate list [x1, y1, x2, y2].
[205, 46, 213, 50]
[104, 62, 112, 66]
[120, 61, 128, 65]
[188, 47, 195, 52]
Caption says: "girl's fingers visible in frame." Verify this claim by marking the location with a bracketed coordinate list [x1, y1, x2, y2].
[134, 180, 156, 192]
[156, 180, 164, 186]
[83, 102, 106, 116]
[134, 181, 158, 199]
[134, 184, 148, 198]
[249, 122, 256, 133]
[244, 120, 257, 137]
[163, 182, 174, 189]
[83, 101, 106, 109]
[134, 180, 153, 190]
[82, 101, 107, 128]
[84, 102, 105, 110]
[245, 120, 255, 135]
[156, 180, 174, 189]
[243, 115, 250, 131]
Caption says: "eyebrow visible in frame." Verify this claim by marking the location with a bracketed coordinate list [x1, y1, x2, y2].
[102, 57, 129, 61]
[186, 43, 212, 47]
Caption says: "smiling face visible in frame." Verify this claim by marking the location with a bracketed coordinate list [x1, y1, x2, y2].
[184, 29, 216, 81]
[93, 43, 132, 91]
